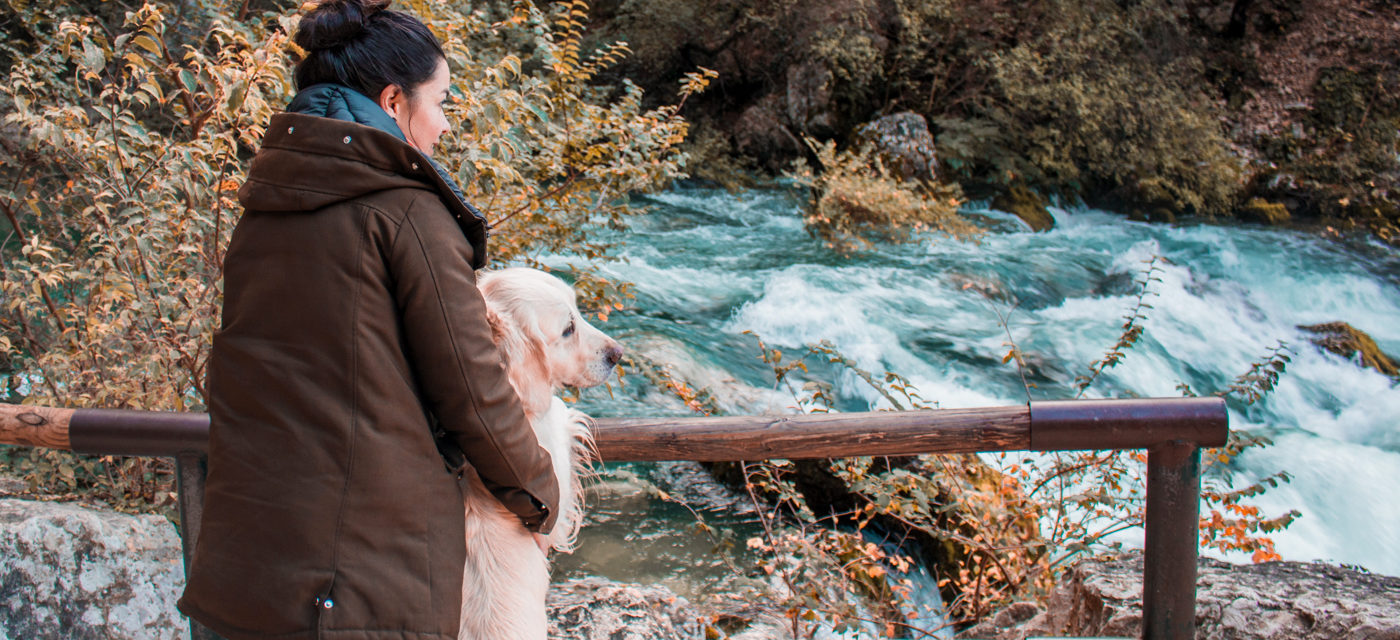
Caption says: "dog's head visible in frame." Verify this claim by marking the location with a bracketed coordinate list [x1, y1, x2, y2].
[479, 268, 623, 418]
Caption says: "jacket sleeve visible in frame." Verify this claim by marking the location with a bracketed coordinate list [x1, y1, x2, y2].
[389, 194, 560, 534]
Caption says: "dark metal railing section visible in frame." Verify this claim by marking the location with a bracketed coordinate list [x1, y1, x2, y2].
[0, 397, 1226, 640]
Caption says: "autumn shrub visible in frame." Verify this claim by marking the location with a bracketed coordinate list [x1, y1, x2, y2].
[642, 335, 1047, 637]
[790, 137, 977, 254]
[742, 336, 1051, 633]
[0, 0, 701, 511]
[0, 0, 294, 510]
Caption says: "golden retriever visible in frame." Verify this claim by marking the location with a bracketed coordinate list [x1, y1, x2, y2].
[457, 267, 622, 640]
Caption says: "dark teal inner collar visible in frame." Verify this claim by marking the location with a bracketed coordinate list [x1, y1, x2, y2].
[287, 84, 409, 142]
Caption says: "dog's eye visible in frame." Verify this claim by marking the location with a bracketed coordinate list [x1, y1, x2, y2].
[562, 321, 575, 338]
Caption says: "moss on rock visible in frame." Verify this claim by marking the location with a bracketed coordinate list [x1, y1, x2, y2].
[992, 185, 1055, 232]
[1299, 321, 1399, 378]
[1241, 198, 1292, 225]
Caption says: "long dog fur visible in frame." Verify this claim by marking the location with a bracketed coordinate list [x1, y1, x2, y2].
[456, 267, 619, 640]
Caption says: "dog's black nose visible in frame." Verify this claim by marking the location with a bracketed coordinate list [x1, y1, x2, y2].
[604, 342, 623, 367]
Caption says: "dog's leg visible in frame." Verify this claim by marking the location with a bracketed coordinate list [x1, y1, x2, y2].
[459, 477, 550, 640]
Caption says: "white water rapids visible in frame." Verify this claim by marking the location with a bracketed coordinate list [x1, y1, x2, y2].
[542, 183, 1399, 634]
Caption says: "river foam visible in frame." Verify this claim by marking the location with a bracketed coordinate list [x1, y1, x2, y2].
[551, 183, 1400, 587]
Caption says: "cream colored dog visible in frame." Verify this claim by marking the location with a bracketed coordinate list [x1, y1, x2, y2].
[457, 267, 621, 640]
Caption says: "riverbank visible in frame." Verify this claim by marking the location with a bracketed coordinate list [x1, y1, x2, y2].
[585, 0, 1399, 242]
[961, 550, 1400, 639]
[5, 494, 1397, 639]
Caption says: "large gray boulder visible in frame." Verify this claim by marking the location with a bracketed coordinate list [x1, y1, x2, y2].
[854, 111, 939, 184]
[0, 498, 189, 640]
[960, 550, 1400, 639]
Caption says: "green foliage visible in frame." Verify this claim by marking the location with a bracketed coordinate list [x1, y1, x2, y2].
[804, 6, 884, 118]
[869, 0, 1252, 217]
[0, 0, 699, 511]
[1255, 65, 1400, 242]
[976, 1, 1242, 215]
[790, 137, 977, 254]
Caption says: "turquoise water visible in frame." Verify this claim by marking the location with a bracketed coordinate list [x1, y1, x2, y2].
[545, 183, 1400, 629]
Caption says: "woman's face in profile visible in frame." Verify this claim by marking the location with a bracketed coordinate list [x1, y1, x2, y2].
[385, 57, 452, 156]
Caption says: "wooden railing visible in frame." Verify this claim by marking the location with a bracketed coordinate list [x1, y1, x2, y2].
[0, 397, 1227, 640]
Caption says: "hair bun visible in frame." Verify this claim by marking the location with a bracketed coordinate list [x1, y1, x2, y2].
[295, 0, 392, 51]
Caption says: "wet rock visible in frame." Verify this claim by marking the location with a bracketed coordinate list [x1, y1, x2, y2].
[1299, 321, 1399, 377]
[547, 577, 704, 640]
[992, 185, 1055, 232]
[1240, 198, 1292, 225]
[0, 498, 189, 640]
[648, 460, 757, 515]
[988, 600, 1041, 629]
[959, 550, 1400, 640]
[855, 112, 939, 184]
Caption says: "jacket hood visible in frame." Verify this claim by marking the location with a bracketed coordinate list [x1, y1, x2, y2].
[238, 84, 490, 268]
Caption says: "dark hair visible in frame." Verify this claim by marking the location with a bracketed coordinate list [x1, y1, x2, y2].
[293, 0, 445, 99]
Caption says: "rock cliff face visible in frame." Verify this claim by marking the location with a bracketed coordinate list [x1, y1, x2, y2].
[960, 550, 1400, 640]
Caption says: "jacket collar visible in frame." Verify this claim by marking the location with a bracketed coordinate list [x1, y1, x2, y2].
[277, 84, 491, 268]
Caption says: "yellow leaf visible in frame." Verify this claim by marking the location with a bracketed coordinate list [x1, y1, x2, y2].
[130, 34, 162, 55]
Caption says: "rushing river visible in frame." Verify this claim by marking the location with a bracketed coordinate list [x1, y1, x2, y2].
[542, 182, 1400, 631]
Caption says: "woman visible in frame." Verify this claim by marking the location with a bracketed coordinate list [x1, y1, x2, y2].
[177, 1, 559, 638]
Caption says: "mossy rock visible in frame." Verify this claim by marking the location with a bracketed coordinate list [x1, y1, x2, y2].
[992, 185, 1055, 232]
[1299, 321, 1399, 378]
[1240, 198, 1292, 225]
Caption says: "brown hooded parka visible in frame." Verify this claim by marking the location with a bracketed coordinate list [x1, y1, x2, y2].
[177, 85, 559, 640]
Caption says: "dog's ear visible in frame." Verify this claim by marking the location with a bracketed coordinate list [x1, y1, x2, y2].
[486, 305, 554, 419]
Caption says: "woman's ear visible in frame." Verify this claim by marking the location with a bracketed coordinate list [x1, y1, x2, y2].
[377, 83, 406, 120]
